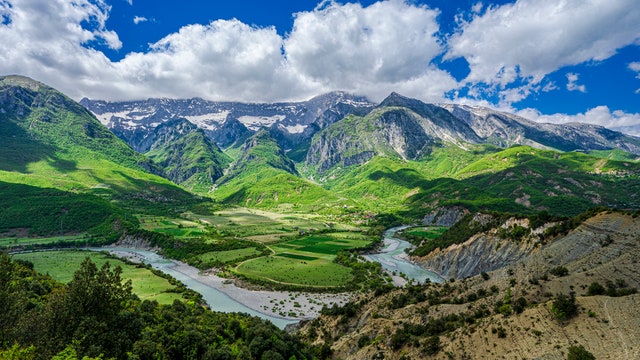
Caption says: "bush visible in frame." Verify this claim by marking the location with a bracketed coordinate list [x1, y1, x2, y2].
[586, 282, 605, 296]
[550, 266, 569, 277]
[551, 293, 578, 321]
[567, 344, 595, 360]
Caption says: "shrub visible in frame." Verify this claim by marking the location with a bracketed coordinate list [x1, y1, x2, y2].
[550, 266, 569, 277]
[586, 282, 605, 296]
[551, 293, 578, 321]
[567, 345, 595, 360]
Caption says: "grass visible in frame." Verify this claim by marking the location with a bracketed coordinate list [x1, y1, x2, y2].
[234, 233, 373, 288]
[12, 250, 184, 304]
[138, 215, 206, 238]
[236, 256, 353, 287]
[0, 234, 88, 248]
[198, 248, 262, 264]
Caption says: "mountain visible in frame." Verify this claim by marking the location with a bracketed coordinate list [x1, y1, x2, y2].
[0, 75, 195, 236]
[306, 93, 482, 174]
[444, 103, 640, 154]
[79, 92, 375, 151]
[144, 118, 232, 193]
[212, 130, 339, 209]
[299, 210, 640, 359]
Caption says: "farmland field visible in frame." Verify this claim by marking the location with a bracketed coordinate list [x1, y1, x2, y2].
[137, 215, 205, 238]
[185, 207, 358, 241]
[234, 233, 375, 288]
[198, 247, 263, 264]
[12, 250, 184, 304]
[0, 234, 89, 248]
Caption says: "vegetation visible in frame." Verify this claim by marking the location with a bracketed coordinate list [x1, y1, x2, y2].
[12, 250, 192, 304]
[567, 345, 596, 360]
[0, 253, 311, 360]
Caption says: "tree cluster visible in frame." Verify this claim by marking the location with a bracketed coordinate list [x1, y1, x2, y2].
[0, 253, 310, 360]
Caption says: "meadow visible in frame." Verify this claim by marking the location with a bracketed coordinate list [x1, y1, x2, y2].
[233, 233, 374, 288]
[0, 234, 89, 248]
[12, 250, 185, 304]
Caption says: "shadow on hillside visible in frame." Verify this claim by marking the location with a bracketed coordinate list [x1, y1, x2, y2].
[0, 117, 78, 174]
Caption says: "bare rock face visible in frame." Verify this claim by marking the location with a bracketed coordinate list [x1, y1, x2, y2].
[415, 232, 536, 279]
[443, 104, 640, 155]
[422, 207, 469, 227]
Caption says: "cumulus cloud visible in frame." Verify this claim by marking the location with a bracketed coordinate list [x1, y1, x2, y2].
[518, 106, 640, 136]
[133, 16, 147, 25]
[566, 72, 586, 92]
[284, 0, 456, 101]
[630, 62, 640, 94]
[0, 0, 457, 103]
[447, 0, 640, 90]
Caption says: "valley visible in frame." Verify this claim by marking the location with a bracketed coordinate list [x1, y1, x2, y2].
[1, 75, 639, 359]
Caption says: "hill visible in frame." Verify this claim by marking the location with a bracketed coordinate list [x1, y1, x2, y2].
[298, 211, 640, 359]
[0, 75, 197, 236]
[212, 130, 341, 210]
[145, 118, 231, 193]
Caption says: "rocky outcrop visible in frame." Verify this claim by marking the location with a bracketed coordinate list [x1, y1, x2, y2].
[422, 207, 469, 227]
[444, 104, 640, 155]
[414, 233, 536, 279]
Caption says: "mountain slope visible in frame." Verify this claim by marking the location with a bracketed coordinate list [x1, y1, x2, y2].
[305, 93, 484, 174]
[145, 118, 231, 193]
[80, 91, 375, 151]
[299, 211, 640, 360]
[213, 130, 339, 209]
[445, 103, 640, 154]
[0, 75, 195, 234]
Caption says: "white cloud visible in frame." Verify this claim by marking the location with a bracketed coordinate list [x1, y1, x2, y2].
[566, 72, 586, 92]
[0, 0, 458, 103]
[284, 0, 456, 102]
[518, 106, 640, 136]
[447, 0, 640, 90]
[471, 2, 483, 14]
[133, 16, 147, 25]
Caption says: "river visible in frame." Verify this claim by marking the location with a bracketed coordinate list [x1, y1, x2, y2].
[93, 247, 299, 329]
[364, 226, 445, 284]
[89, 226, 440, 328]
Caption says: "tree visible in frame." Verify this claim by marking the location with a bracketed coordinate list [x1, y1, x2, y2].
[567, 344, 595, 360]
[41, 257, 141, 359]
[551, 293, 578, 321]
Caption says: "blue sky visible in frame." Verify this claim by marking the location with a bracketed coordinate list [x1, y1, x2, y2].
[1, 0, 640, 134]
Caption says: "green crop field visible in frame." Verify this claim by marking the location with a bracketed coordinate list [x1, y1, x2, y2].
[198, 247, 263, 264]
[12, 251, 184, 304]
[138, 215, 205, 238]
[234, 233, 374, 288]
[0, 234, 89, 248]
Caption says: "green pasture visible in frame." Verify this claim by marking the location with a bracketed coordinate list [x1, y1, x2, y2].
[234, 233, 373, 288]
[235, 256, 352, 287]
[188, 208, 337, 240]
[0, 234, 88, 248]
[12, 251, 183, 304]
[198, 247, 262, 264]
[138, 215, 205, 238]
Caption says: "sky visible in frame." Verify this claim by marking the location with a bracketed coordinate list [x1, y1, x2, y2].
[1, 0, 640, 135]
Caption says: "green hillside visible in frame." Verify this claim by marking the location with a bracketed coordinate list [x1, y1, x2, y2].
[146, 120, 232, 194]
[0, 76, 197, 236]
[213, 130, 341, 210]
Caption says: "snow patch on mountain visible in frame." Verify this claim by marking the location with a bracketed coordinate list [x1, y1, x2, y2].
[238, 115, 286, 131]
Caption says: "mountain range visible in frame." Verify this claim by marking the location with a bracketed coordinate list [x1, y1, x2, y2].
[3, 74, 640, 235]
[80, 86, 640, 216]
